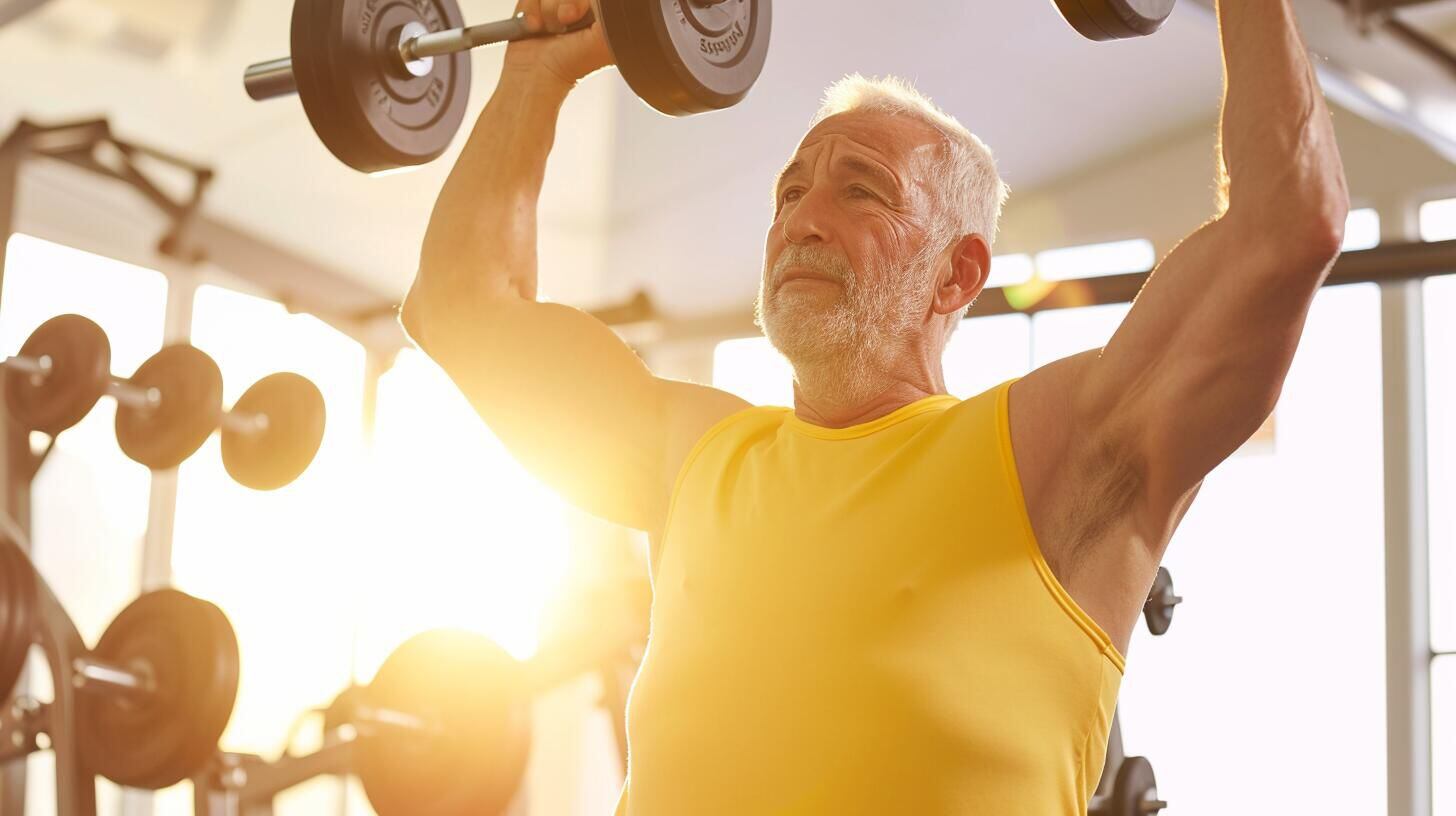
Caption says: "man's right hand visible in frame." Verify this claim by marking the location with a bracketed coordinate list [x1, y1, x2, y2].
[504, 0, 614, 87]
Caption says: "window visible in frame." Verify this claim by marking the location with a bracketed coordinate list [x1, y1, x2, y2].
[1420, 197, 1456, 242]
[343, 348, 575, 815]
[1, 234, 168, 816]
[943, 313, 1031, 398]
[1113, 284, 1386, 814]
[713, 337, 794, 406]
[987, 253, 1035, 288]
[162, 285, 369, 814]
[1428, 273, 1456, 816]
[1035, 239, 1156, 281]
[1343, 208, 1381, 252]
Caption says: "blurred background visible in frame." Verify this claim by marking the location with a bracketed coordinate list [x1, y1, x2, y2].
[0, 0, 1453, 814]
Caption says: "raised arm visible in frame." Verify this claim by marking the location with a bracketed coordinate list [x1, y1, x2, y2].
[1074, 0, 1350, 539]
[400, 5, 747, 533]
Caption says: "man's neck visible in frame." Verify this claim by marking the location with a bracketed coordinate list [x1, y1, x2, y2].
[792, 366, 947, 430]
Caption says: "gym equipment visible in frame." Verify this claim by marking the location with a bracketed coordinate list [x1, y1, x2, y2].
[77, 589, 240, 790]
[351, 630, 532, 816]
[0, 540, 36, 702]
[243, 0, 771, 172]
[1095, 755, 1167, 815]
[106, 344, 325, 488]
[220, 373, 326, 491]
[3, 314, 112, 435]
[114, 345, 224, 470]
[1142, 566, 1181, 636]
[195, 604, 647, 816]
[1, 317, 323, 487]
[1053, 0, 1176, 41]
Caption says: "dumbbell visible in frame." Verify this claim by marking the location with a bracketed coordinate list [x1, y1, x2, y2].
[1, 315, 325, 489]
[323, 626, 640, 816]
[4, 314, 117, 436]
[1053, 0, 1177, 41]
[1, 317, 240, 466]
[1142, 567, 1182, 636]
[113, 344, 327, 490]
[324, 630, 532, 816]
[71, 590, 240, 790]
[242, 0, 771, 173]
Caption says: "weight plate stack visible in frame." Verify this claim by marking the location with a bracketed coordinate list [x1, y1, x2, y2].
[220, 372, 326, 491]
[292, 0, 472, 172]
[80, 590, 240, 790]
[357, 629, 533, 816]
[4, 314, 112, 435]
[0, 541, 37, 703]
[115, 345, 225, 471]
[598, 0, 772, 116]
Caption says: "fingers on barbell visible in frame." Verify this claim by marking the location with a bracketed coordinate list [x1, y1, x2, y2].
[514, 0, 543, 34]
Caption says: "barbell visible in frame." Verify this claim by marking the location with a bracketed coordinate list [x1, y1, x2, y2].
[2, 314, 326, 490]
[243, 0, 773, 173]
[245, 0, 1179, 175]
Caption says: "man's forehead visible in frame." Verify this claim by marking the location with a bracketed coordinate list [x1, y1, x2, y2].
[790, 111, 943, 166]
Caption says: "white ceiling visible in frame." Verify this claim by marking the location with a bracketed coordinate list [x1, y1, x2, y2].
[0, 0, 1246, 307]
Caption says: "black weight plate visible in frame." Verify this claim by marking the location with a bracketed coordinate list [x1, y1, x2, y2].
[221, 373, 326, 491]
[0, 540, 37, 702]
[4, 314, 111, 435]
[358, 630, 532, 816]
[292, 0, 471, 172]
[1142, 567, 1177, 636]
[1054, 0, 1175, 41]
[1111, 756, 1162, 814]
[115, 345, 224, 471]
[598, 0, 771, 117]
[80, 589, 240, 790]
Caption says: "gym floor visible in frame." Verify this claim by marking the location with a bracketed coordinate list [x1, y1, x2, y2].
[0, 1, 1454, 815]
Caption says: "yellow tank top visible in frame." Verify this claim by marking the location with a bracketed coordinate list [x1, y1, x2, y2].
[615, 380, 1125, 816]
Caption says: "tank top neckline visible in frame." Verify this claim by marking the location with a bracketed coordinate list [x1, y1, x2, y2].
[781, 394, 961, 440]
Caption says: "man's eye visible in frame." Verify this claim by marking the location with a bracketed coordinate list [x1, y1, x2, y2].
[781, 189, 803, 204]
[849, 185, 876, 199]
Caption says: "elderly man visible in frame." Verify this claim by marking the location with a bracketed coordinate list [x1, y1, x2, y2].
[400, 0, 1348, 812]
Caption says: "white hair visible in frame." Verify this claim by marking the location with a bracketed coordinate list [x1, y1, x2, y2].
[809, 73, 1010, 245]
[807, 74, 1011, 326]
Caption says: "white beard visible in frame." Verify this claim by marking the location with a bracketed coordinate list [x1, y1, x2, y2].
[754, 241, 937, 403]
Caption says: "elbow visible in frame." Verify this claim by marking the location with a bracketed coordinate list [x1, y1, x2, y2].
[1310, 183, 1351, 260]
[1231, 191, 1348, 268]
[1302, 209, 1347, 265]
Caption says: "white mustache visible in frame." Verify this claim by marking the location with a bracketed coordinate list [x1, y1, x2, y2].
[772, 249, 852, 289]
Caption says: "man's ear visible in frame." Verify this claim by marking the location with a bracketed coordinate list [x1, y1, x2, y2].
[932, 233, 991, 316]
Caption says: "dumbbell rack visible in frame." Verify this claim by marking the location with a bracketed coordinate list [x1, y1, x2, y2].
[0, 537, 108, 816]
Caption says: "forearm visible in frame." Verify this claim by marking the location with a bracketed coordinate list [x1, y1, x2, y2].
[1215, 0, 1348, 237]
[406, 67, 573, 328]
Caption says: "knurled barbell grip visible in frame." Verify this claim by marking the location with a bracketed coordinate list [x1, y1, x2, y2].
[4, 352, 160, 410]
[242, 11, 596, 102]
